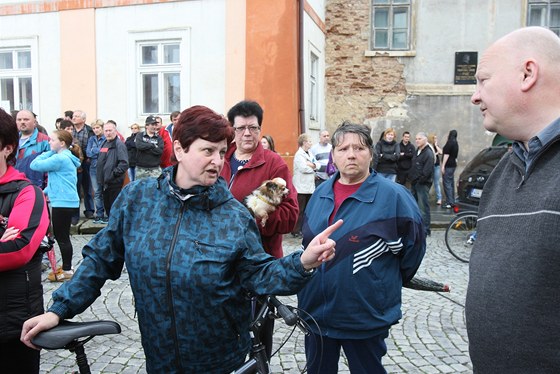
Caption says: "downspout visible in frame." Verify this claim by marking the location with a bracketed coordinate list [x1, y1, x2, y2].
[298, 0, 305, 134]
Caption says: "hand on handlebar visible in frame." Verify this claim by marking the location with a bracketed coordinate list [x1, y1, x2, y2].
[21, 312, 61, 350]
[300, 219, 343, 270]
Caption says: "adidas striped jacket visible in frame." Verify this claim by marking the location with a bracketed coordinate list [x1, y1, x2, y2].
[298, 171, 426, 339]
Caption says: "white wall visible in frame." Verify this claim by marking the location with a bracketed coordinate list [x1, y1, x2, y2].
[303, 0, 326, 139]
[95, 0, 227, 132]
[0, 12, 61, 131]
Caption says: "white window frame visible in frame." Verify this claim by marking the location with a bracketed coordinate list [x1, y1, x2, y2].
[309, 51, 319, 122]
[370, 0, 412, 51]
[0, 36, 39, 113]
[527, 0, 560, 35]
[127, 29, 190, 121]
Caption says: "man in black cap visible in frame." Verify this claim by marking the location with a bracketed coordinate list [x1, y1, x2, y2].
[134, 115, 164, 179]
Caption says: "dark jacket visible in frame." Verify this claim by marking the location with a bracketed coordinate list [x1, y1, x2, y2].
[373, 139, 400, 174]
[409, 145, 434, 185]
[0, 167, 49, 341]
[298, 171, 425, 339]
[397, 141, 415, 171]
[125, 134, 138, 168]
[135, 131, 164, 168]
[48, 167, 314, 373]
[97, 138, 128, 189]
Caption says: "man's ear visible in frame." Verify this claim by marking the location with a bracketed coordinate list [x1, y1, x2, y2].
[521, 59, 539, 92]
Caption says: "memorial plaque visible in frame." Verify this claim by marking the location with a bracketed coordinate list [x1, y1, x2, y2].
[454, 52, 477, 85]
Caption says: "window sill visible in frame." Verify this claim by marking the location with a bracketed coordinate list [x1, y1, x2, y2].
[364, 50, 416, 57]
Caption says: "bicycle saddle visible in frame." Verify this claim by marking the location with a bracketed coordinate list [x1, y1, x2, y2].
[32, 320, 121, 349]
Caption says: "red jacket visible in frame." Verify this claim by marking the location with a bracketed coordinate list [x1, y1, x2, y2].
[0, 167, 49, 271]
[158, 127, 174, 168]
[220, 143, 298, 258]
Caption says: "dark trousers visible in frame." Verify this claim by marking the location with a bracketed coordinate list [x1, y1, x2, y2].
[411, 182, 431, 236]
[0, 338, 40, 374]
[103, 185, 123, 217]
[75, 161, 94, 218]
[305, 331, 389, 374]
[293, 193, 312, 234]
[442, 166, 456, 205]
[52, 207, 78, 271]
[396, 169, 410, 185]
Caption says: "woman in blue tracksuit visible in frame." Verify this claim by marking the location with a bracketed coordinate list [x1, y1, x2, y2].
[30, 131, 81, 282]
[21, 105, 341, 373]
[298, 122, 426, 374]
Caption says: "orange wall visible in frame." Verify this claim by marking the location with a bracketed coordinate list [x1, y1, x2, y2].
[245, 0, 299, 164]
[59, 8, 98, 120]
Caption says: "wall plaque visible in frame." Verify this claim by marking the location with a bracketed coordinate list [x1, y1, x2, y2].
[454, 52, 477, 85]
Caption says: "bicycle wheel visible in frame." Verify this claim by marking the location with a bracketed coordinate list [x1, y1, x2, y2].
[445, 212, 478, 263]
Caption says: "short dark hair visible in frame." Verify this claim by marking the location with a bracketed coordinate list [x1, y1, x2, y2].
[59, 119, 74, 130]
[331, 121, 374, 156]
[173, 105, 234, 154]
[64, 110, 73, 118]
[227, 100, 263, 126]
[0, 108, 19, 164]
[170, 111, 181, 121]
[403, 131, 410, 136]
[106, 120, 117, 127]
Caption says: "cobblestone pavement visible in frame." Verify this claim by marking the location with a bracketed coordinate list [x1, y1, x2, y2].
[39, 230, 471, 373]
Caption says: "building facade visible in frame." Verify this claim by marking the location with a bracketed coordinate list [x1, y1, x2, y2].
[0, 0, 327, 161]
[325, 0, 559, 171]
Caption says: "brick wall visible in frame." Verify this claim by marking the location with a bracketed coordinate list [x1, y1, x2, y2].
[325, 0, 406, 134]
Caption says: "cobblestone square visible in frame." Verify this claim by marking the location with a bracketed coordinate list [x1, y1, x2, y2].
[39, 230, 471, 373]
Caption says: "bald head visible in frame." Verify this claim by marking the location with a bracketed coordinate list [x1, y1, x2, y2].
[472, 27, 560, 142]
[16, 110, 37, 136]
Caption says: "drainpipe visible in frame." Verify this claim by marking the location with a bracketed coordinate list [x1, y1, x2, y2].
[298, 0, 305, 134]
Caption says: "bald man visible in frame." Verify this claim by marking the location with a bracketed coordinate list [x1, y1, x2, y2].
[14, 110, 50, 188]
[466, 27, 560, 371]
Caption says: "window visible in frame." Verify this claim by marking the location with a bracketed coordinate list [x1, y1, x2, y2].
[309, 52, 319, 121]
[137, 41, 181, 115]
[371, 0, 411, 50]
[528, 0, 560, 35]
[0, 48, 33, 112]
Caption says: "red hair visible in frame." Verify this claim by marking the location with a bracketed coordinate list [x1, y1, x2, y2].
[173, 106, 234, 152]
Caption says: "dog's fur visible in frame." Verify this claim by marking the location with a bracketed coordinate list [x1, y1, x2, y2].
[245, 177, 289, 227]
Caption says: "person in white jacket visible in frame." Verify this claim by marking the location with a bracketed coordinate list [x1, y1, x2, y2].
[292, 133, 319, 238]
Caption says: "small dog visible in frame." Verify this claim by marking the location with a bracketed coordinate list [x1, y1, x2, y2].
[245, 177, 289, 227]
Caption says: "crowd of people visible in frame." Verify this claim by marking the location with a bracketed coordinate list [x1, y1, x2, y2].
[2, 25, 557, 374]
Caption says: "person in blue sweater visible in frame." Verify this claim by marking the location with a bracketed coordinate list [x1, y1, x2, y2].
[298, 121, 426, 374]
[21, 105, 341, 373]
[30, 131, 81, 282]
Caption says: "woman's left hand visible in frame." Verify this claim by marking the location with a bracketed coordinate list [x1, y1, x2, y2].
[300, 219, 343, 270]
[1, 227, 20, 241]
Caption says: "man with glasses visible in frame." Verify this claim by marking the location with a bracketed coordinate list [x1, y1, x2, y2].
[220, 100, 299, 358]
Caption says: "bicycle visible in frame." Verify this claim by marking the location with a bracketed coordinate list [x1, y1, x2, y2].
[32, 295, 307, 374]
[445, 210, 478, 263]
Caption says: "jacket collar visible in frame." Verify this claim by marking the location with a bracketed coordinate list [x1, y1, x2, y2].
[318, 170, 379, 204]
[157, 166, 233, 210]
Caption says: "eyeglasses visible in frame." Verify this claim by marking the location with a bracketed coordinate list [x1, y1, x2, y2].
[234, 125, 261, 134]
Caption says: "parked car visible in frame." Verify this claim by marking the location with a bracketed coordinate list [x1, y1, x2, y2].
[456, 145, 509, 211]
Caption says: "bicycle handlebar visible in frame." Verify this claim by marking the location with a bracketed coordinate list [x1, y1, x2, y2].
[268, 295, 298, 326]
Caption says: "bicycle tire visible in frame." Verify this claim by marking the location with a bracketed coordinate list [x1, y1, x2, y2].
[445, 212, 478, 263]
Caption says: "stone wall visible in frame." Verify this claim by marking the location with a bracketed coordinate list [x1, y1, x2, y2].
[325, 0, 406, 130]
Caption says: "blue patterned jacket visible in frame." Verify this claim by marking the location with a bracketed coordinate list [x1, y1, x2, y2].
[298, 171, 426, 339]
[48, 166, 314, 373]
